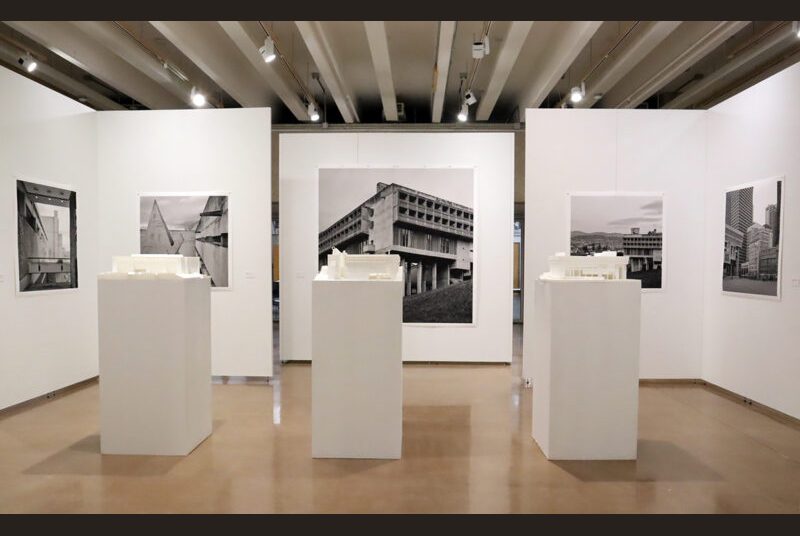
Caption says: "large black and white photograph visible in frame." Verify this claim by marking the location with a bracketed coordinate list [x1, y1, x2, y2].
[722, 177, 783, 298]
[319, 168, 475, 324]
[569, 193, 664, 289]
[140, 194, 230, 288]
[16, 179, 78, 293]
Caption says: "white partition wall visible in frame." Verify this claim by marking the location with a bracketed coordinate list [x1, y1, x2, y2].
[280, 133, 514, 362]
[704, 63, 800, 419]
[523, 109, 707, 379]
[97, 108, 272, 377]
[0, 67, 99, 410]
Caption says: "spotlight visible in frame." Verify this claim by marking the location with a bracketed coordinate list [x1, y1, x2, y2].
[569, 82, 585, 104]
[794, 21, 800, 38]
[457, 103, 468, 122]
[308, 102, 320, 122]
[259, 36, 276, 63]
[464, 90, 478, 106]
[190, 86, 206, 107]
[18, 53, 37, 73]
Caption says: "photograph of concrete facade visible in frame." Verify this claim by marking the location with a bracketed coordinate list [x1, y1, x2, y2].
[139, 194, 229, 287]
[16, 179, 78, 293]
[569, 193, 664, 289]
[723, 177, 783, 298]
[319, 168, 474, 323]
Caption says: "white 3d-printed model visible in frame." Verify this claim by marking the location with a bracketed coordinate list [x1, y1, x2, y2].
[101, 254, 204, 280]
[316, 248, 403, 281]
[541, 251, 630, 281]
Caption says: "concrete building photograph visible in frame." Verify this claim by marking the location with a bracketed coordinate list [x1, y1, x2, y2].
[722, 178, 783, 297]
[570, 194, 664, 288]
[319, 168, 474, 323]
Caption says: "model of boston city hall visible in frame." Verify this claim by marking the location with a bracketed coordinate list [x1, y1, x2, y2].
[318, 182, 473, 323]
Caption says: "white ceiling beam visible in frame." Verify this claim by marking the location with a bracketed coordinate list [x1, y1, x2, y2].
[566, 21, 682, 108]
[476, 21, 534, 121]
[612, 21, 750, 109]
[518, 21, 602, 111]
[295, 21, 359, 123]
[431, 21, 456, 123]
[218, 21, 310, 120]
[363, 21, 397, 121]
[150, 21, 272, 108]
[665, 23, 796, 109]
[6, 20, 184, 109]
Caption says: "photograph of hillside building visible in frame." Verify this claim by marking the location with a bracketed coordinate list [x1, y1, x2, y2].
[140, 194, 229, 287]
[16, 179, 77, 292]
[570, 194, 664, 289]
[319, 168, 474, 323]
[723, 178, 783, 297]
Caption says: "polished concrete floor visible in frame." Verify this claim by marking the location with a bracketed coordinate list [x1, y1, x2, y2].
[1, 325, 800, 513]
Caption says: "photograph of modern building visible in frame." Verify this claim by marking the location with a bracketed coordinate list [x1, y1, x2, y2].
[16, 179, 77, 292]
[319, 168, 474, 323]
[570, 194, 664, 289]
[723, 178, 783, 297]
[140, 194, 229, 287]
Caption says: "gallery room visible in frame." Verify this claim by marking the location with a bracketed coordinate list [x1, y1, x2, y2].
[0, 18, 799, 516]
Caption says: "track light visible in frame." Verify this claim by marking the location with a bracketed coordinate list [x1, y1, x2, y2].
[308, 102, 320, 122]
[259, 36, 276, 63]
[464, 90, 478, 106]
[457, 103, 468, 122]
[569, 82, 585, 104]
[190, 86, 206, 108]
[794, 21, 800, 38]
[18, 53, 37, 73]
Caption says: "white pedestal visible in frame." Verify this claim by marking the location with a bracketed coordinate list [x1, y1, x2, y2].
[311, 278, 403, 459]
[531, 279, 641, 460]
[98, 276, 212, 455]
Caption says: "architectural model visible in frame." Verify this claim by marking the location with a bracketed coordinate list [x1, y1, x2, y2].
[540, 251, 630, 281]
[316, 248, 403, 282]
[103, 254, 203, 279]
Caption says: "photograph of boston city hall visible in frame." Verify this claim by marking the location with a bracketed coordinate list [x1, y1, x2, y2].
[319, 182, 474, 323]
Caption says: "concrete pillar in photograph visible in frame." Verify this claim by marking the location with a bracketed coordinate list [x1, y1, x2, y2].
[442, 264, 450, 287]
[405, 261, 412, 296]
[416, 261, 423, 294]
[431, 263, 438, 290]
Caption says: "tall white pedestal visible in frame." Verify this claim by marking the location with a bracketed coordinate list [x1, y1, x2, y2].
[311, 276, 403, 459]
[532, 279, 641, 460]
[98, 276, 212, 455]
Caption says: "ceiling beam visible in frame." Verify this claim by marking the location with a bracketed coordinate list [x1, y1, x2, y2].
[566, 21, 682, 108]
[363, 21, 397, 121]
[665, 23, 796, 109]
[295, 21, 359, 123]
[431, 21, 456, 123]
[218, 21, 309, 120]
[0, 41, 126, 110]
[71, 21, 192, 107]
[610, 21, 750, 109]
[150, 21, 273, 108]
[518, 21, 602, 111]
[6, 20, 184, 109]
[476, 21, 534, 121]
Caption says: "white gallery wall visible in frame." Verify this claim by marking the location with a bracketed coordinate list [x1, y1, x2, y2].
[97, 108, 272, 377]
[704, 62, 800, 418]
[0, 67, 99, 410]
[524, 108, 707, 379]
[280, 133, 514, 362]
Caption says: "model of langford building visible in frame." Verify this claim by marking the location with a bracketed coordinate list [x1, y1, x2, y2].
[319, 182, 473, 296]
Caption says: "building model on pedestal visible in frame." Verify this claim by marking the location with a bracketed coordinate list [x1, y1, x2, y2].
[541, 252, 630, 281]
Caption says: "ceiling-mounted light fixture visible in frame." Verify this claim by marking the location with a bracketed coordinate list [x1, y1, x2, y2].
[464, 90, 478, 106]
[472, 35, 491, 59]
[190, 86, 206, 108]
[457, 102, 469, 122]
[259, 36, 276, 63]
[794, 21, 800, 38]
[18, 53, 37, 73]
[308, 102, 320, 122]
[569, 82, 586, 104]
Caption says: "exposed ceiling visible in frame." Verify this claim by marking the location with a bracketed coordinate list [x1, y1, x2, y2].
[2, 21, 799, 124]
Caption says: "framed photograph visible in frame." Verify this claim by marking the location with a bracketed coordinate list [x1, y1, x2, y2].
[15, 177, 78, 294]
[319, 167, 476, 325]
[568, 192, 665, 290]
[722, 176, 784, 300]
[139, 193, 230, 288]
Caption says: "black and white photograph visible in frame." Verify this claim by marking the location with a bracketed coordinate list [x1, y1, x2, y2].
[140, 194, 229, 288]
[722, 177, 783, 298]
[569, 193, 664, 289]
[319, 168, 475, 324]
[16, 179, 78, 293]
